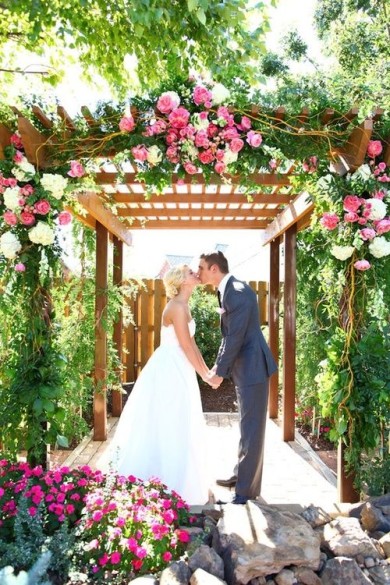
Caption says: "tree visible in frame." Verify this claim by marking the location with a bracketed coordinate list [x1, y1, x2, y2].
[0, 0, 275, 92]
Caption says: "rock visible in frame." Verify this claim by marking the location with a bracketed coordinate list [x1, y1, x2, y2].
[274, 568, 296, 585]
[379, 533, 390, 557]
[294, 566, 322, 585]
[366, 564, 390, 584]
[301, 505, 332, 528]
[160, 560, 192, 585]
[189, 567, 227, 584]
[361, 502, 390, 533]
[213, 502, 320, 584]
[188, 544, 225, 580]
[322, 517, 382, 558]
[128, 577, 158, 585]
[321, 557, 372, 584]
[364, 556, 376, 568]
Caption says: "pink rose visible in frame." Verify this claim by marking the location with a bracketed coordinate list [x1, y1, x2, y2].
[68, 160, 85, 178]
[193, 85, 212, 106]
[10, 133, 23, 149]
[359, 228, 376, 241]
[131, 145, 148, 162]
[320, 212, 339, 230]
[302, 156, 318, 173]
[344, 212, 359, 222]
[3, 210, 18, 226]
[240, 116, 252, 130]
[149, 119, 167, 135]
[367, 140, 383, 158]
[343, 195, 361, 213]
[358, 217, 367, 225]
[119, 115, 135, 132]
[214, 161, 226, 174]
[246, 130, 262, 148]
[166, 129, 179, 145]
[194, 130, 210, 149]
[20, 211, 36, 225]
[13, 150, 24, 163]
[229, 138, 244, 153]
[15, 263, 26, 272]
[166, 145, 179, 164]
[269, 159, 277, 170]
[222, 127, 239, 141]
[34, 199, 51, 215]
[207, 124, 219, 138]
[378, 175, 390, 182]
[168, 107, 190, 129]
[354, 260, 371, 271]
[58, 211, 72, 225]
[373, 190, 386, 200]
[20, 184, 34, 196]
[375, 218, 390, 235]
[156, 91, 180, 114]
[198, 149, 214, 164]
[183, 162, 198, 175]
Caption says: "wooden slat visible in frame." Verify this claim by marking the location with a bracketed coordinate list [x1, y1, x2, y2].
[321, 108, 335, 125]
[273, 107, 286, 121]
[32, 106, 53, 128]
[57, 106, 77, 131]
[81, 106, 97, 127]
[262, 192, 314, 245]
[17, 116, 49, 167]
[331, 118, 373, 174]
[153, 279, 166, 349]
[96, 171, 292, 187]
[112, 237, 124, 416]
[117, 207, 281, 218]
[77, 191, 132, 245]
[382, 139, 390, 167]
[297, 107, 309, 126]
[139, 284, 150, 368]
[372, 107, 384, 121]
[113, 192, 294, 204]
[268, 237, 280, 419]
[125, 294, 136, 382]
[122, 219, 269, 229]
[282, 224, 296, 442]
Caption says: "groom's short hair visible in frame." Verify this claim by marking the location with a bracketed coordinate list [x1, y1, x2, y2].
[200, 251, 229, 274]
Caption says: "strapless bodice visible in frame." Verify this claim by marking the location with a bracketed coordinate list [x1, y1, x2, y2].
[160, 319, 195, 346]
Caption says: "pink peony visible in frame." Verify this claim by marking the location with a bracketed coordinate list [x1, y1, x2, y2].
[156, 91, 180, 114]
[198, 149, 214, 164]
[131, 145, 148, 162]
[68, 160, 85, 178]
[207, 123, 219, 138]
[20, 211, 36, 226]
[15, 263, 26, 272]
[214, 161, 226, 174]
[194, 130, 210, 149]
[229, 138, 245, 153]
[354, 259, 371, 271]
[3, 210, 18, 226]
[58, 211, 72, 225]
[34, 199, 51, 215]
[367, 140, 383, 158]
[375, 218, 390, 235]
[119, 116, 135, 132]
[359, 228, 376, 240]
[183, 162, 198, 175]
[320, 212, 339, 230]
[343, 195, 361, 213]
[168, 107, 191, 129]
[193, 85, 212, 106]
[166, 129, 179, 145]
[20, 184, 34, 196]
[344, 212, 359, 222]
[246, 130, 262, 148]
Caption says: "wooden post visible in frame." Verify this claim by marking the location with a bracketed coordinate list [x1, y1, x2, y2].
[268, 237, 280, 419]
[125, 293, 136, 383]
[283, 225, 297, 441]
[338, 440, 360, 503]
[93, 222, 108, 440]
[112, 237, 123, 416]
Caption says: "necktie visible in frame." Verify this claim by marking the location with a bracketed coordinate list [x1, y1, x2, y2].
[217, 290, 221, 307]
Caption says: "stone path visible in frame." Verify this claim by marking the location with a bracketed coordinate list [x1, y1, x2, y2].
[58, 413, 338, 509]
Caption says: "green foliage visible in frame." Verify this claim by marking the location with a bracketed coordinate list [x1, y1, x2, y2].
[0, 0, 273, 92]
[0, 551, 52, 585]
[189, 286, 221, 368]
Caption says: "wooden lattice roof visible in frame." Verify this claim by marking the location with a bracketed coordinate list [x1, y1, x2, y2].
[1, 104, 388, 245]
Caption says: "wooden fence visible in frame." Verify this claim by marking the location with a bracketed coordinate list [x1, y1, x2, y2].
[123, 279, 269, 383]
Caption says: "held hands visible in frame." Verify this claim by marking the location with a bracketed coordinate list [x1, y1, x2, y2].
[204, 367, 223, 390]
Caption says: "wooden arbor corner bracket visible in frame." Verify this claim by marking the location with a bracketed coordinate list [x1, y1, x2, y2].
[262, 192, 314, 246]
[77, 191, 132, 246]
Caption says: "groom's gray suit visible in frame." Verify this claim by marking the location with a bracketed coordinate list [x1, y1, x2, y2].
[215, 275, 278, 499]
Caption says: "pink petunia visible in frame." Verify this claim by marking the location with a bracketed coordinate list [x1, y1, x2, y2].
[162, 551, 172, 562]
[110, 552, 121, 565]
[367, 140, 382, 158]
[68, 160, 85, 178]
[354, 260, 371, 271]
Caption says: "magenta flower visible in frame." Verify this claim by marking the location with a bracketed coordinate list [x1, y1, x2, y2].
[354, 260, 371, 271]
[367, 140, 383, 158]
[343, 195, 361, 213]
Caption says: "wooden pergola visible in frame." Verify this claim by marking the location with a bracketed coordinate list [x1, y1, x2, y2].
[1, 103, 388, 502]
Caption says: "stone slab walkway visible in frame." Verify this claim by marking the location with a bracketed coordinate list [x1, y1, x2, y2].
[58, 413, 338, 509]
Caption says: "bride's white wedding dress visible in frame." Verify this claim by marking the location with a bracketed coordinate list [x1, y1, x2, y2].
[107, 319, 209, 505]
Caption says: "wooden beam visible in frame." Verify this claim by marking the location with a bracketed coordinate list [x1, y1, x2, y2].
[338, 441, 360, 503]
[117, 207, 281, 218]
[94, 222, 108, 441]
[331, 118, 373, 174]
[77, 191, 132, 245]
[17, 116, 49, 168]
[113, 192, 294, 204]
[95, 171, 292, 187]
[32, 106, 54, 129]
[57, 106, 77, 131]
[262, 192, 314, 245]
[268, 237, 280, 420]
[321, 108, 335, 125]
[122, 219, 269, 229]
[112, 237, 124, 417]
[282, 224, 297, 442]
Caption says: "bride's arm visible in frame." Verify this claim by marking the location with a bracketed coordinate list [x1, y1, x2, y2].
[171, 305, 210, 380]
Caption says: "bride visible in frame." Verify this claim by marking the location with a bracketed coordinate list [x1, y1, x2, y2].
[107, 264, 211, 505]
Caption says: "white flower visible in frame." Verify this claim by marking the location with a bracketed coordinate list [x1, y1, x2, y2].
[192, 113, 209, 130]
[146, 145, 163, 166]
[365, 198, 387, 221]
[28, 221, 55, 246]
[352, 164, 371, 181]
[3, 187, 21, 211]
[12, 160, 36, 181]
[182, 141, 199, 160]
[330, 245, 355, 260]
[211, 83, 231, 105]
[0, 231, 22, 259]
[223, 149, 238, 165]
[368, 236, 390, 258]
[40, 173, 68, 199]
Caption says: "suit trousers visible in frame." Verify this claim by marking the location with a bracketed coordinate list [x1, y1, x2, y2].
[234, 380, 269, 499]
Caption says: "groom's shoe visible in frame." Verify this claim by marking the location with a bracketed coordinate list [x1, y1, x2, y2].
[231, 494, 248, 505]
[216, 475, 237, 488]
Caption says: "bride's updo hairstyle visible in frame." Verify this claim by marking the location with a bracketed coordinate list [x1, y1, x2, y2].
[163, 264, 187, 299]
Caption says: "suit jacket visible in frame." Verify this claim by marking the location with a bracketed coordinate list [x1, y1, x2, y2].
[215, 276, 278, 386]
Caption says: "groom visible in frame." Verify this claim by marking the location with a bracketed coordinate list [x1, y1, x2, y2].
[198, 251, 277, 504]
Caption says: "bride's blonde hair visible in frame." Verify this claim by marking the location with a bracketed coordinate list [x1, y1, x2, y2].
[163, 264, 188, 299]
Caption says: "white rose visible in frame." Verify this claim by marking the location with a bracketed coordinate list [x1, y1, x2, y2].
[192, 113, 209, 131]
[0, 231, 22, 259]
[12, 165, 34, 182]
[365, 198, 387, 221]
[330, 245, 355, 260]
[211, 83, 231, 105]
[368, 236, 390, 258]
[3, 187, 21, 211]
[352, 164, 371, 181]
[146, 145, 163, 166]
[223, 149, 238, 165]
[28, 221, 55, 246]
[40, 174, 68, 200]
